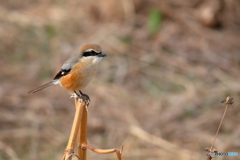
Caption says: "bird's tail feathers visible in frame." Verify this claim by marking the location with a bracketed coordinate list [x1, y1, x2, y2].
[28, 80, 58, 94]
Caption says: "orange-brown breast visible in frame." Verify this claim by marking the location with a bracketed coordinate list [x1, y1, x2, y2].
[59, 60, 98, 91]
[60, 61, 85, 90]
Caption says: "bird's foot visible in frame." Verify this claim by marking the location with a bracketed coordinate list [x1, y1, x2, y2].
[73, 91, 90, 103]
[79, 91, 90, 102]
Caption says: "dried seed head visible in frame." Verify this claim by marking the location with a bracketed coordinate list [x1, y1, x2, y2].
[221, 96, 234, 107]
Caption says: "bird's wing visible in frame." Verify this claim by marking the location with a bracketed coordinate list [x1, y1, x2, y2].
[53, 69, 71, 80]
[61, 55, 79, 71]
[54, 55, 79, 80]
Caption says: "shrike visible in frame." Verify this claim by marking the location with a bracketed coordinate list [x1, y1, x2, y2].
[28, 44, 107, 101]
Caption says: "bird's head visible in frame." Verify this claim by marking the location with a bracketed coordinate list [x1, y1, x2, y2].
[79, 44, 107, 65]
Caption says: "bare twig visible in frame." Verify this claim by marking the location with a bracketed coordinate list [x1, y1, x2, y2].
[61, 98, 87, 160]
[205, 96, 234, 160]
[61, 97, 123, 160]
[81, 143, 124, 160]
[77, 100, 88, 160]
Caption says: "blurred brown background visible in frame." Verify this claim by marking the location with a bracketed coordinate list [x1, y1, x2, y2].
[0, 0, 240, 160]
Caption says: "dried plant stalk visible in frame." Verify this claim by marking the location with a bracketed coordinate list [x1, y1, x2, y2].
[205, 96, 234, 160]
[61, 98, 87, 160]
[81, 143, 123, 160]
[61, 98, 123, 160]
[77, 99, 88, 160]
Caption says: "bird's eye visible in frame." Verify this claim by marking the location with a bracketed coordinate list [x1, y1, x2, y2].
[82, 50, 100, 57]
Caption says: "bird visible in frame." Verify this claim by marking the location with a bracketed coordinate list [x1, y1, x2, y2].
[28, 44, 107, 101]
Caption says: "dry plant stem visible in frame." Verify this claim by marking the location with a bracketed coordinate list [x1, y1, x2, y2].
[81, 143, 123, 160]
[61, 98, 86, 160]
[206, 104, 229, 160]
[61, 98, 123, 160]
[77, 100, 88, 160]
[209, 104, 229, 151]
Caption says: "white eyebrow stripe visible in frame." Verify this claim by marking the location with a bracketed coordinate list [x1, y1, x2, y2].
[85, 49, 94, 52]
[85, 49, 101, 53]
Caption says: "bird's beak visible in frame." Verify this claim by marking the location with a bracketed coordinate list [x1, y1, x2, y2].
[98, 52, 107, 57]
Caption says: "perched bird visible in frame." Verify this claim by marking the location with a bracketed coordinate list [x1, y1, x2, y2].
[28, 44, 107, 101]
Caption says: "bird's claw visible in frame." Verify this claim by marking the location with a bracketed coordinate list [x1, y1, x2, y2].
[71, 91, 90, 103]
[77, 94, 90, 103]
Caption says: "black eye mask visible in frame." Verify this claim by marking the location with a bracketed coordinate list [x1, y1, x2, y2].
[82, 50, 101, 57]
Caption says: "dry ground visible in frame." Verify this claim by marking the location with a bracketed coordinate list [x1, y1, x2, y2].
[0, 0, 240, 160]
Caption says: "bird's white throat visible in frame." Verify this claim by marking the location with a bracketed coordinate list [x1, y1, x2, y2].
[92, 56, 102, 64]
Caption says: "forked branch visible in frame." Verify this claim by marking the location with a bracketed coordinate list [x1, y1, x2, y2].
[61, 98, 88, 160]
[61, 97, 124, 160]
